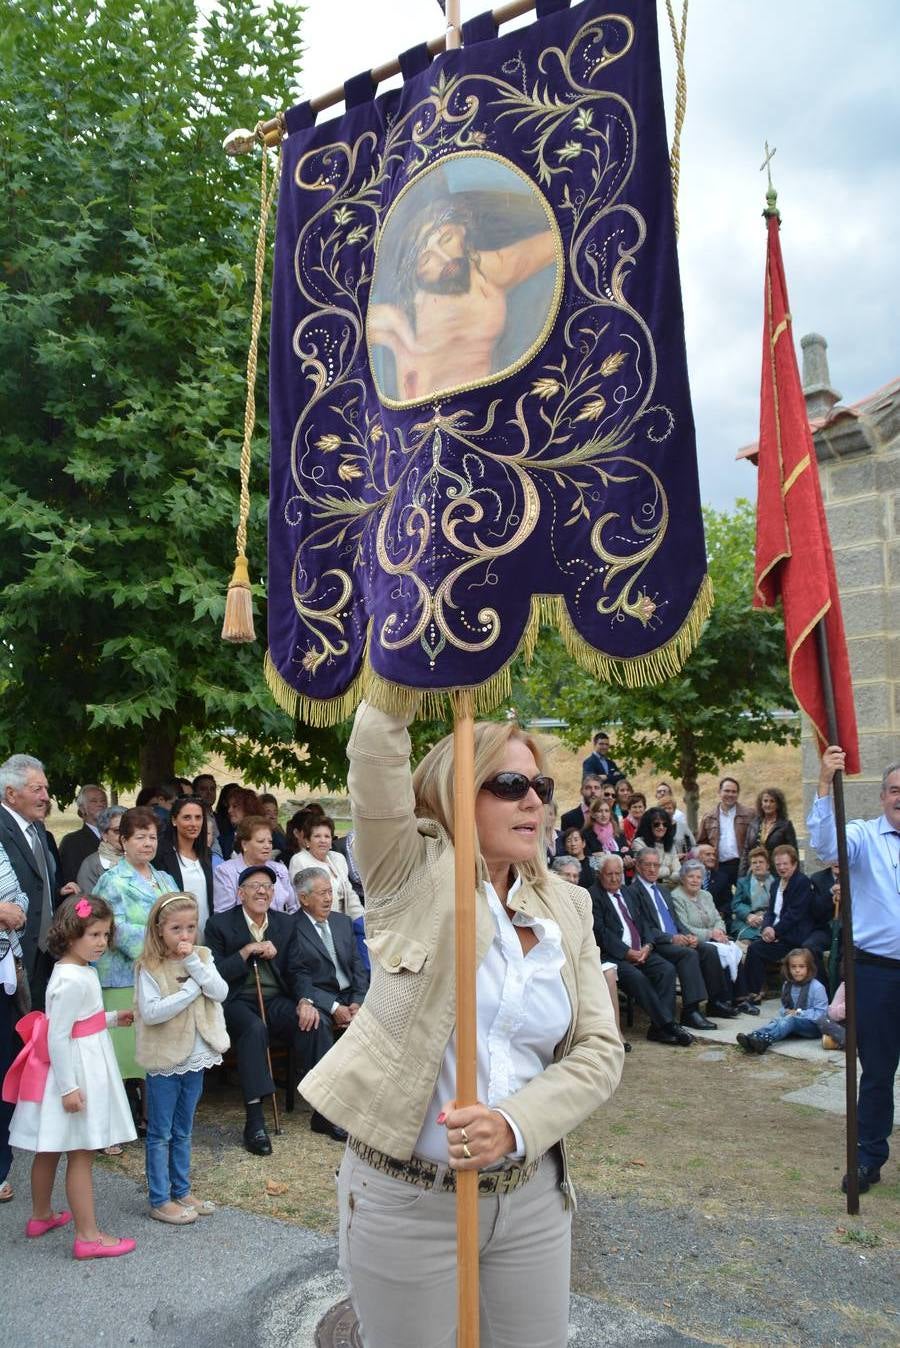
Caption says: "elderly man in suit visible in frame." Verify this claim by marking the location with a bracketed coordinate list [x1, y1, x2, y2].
[625, 849, 737, 1027]
[292, 866, 369, 1139]
[589, 853, 692, 1047]
[205, 863, 333, 1156]
[0, 754, 58, 1009]
[58, 784, 108, 888]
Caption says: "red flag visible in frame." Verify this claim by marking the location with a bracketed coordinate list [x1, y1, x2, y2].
[753, 210, 860, 774]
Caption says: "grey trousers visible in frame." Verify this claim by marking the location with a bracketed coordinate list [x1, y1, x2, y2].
[337, 1146, 572, 1348]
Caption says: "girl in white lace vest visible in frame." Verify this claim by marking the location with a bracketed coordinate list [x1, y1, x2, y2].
[135, 892, 229, 1226]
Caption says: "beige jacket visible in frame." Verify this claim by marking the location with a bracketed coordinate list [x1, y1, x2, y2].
[300, 702, 624, 1169]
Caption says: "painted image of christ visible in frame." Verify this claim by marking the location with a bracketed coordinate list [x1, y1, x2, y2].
[367, 154, 562, 406]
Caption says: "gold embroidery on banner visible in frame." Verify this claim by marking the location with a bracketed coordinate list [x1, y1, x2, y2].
[277, 11, 708, 714]
[781, 454, 810, 497]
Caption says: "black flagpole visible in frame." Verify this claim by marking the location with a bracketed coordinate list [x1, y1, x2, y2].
[814, 619, 859, 1215]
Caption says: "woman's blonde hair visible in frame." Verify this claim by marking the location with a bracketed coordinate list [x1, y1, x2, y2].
[411, 720, 550, 888]
[136, 891, 199, 975]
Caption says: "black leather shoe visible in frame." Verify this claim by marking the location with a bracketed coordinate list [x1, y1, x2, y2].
[842, 1166, 881, 1195]
[708, 1001, 739, 1019]
[647, 1024, 689, 1046]
[736, 1032, 767, 1055]
[646, 1024, 680, 1045]
[681, 1009, 717, 1031]
[243, 1126, 273, 1156]
[311, 1112, 348, 1142]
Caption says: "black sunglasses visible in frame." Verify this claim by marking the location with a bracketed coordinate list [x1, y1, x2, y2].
[480, 773, 555, 804]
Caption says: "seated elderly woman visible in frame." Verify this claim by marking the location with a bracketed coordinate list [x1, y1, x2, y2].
[743, 845, 831, 1000]
[75, 805, 126, 895]
[669, 858, 749, 1004]
[730, 846, 772, 943]
[299, 701, 623, 1348]
[213, 816, 296, 915]
[288, 815, 364, 921]
[631, 807, 681, 888]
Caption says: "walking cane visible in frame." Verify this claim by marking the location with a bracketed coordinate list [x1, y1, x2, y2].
[252, 958, 282, 1135]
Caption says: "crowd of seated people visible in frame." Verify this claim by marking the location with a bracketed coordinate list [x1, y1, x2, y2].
[550, 750, 842, 1046]
[0, 757, 369, 1186]
[0, 730, 840, 1221]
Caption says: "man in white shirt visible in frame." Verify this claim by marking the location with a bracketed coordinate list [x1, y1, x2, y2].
[696, 777, 754, 920]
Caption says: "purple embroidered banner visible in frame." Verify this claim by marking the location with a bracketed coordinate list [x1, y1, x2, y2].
[267, 0, 710, 723]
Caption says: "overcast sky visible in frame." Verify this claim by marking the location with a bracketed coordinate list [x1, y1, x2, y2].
[293, 0, 900, 508]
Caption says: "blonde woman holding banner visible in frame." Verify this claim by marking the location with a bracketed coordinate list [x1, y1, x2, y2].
[300, 701, 623, 1348]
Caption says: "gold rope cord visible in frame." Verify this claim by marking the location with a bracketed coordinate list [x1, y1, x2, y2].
[221, 137, 280, 643]
[665, 0, 689, 238]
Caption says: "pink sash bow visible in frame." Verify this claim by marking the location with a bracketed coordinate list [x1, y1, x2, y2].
[2, 1008, 107, 1104]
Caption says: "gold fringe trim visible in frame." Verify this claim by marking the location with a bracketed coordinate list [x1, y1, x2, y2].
[263, 574, 714, 727]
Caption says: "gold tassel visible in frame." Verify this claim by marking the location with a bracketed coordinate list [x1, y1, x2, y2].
[221, 128, 280, 645]
[221, 554, 255, 643]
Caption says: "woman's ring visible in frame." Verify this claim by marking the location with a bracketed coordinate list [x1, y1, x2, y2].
[462, 1144, 472, 1160]
[460, 1128, 469, 1144]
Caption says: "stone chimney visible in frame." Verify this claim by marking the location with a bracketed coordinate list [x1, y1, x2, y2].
[800, 332, 841, 421]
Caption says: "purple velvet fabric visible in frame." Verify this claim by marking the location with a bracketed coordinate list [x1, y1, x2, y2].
[268, 0, 707, 711]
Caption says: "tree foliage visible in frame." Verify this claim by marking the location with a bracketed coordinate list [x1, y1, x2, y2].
[508, 501, 798, 820]
[0, 0, 356, 798]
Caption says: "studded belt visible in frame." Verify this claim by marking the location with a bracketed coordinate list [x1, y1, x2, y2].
[348, 1135, 542, 1195]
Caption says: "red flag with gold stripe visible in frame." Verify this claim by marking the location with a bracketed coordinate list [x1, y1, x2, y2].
[753, 210, 860, 774]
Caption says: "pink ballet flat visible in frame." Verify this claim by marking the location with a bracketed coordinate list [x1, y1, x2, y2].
[26, 1210, 73, 1238]
[73, 1235, 136, 1260]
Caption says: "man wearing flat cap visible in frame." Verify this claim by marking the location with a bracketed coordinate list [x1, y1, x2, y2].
[205, 863, 333, 1155]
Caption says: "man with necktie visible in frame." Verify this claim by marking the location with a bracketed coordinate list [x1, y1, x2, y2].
[292, 866, 369, 1140]
[0, 753, 57, 1009]
[589, 853, 692, 1047]
[808, 749, 900, 1196]
[626, 849, 737, 1028]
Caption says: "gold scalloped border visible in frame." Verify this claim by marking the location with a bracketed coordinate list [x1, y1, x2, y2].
[264, 573, 714, 727]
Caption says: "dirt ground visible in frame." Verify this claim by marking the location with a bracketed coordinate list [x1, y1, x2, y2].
[104, 1018, 899, 1250]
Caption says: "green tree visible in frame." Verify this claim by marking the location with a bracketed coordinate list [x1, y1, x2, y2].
[0, 0, 356, 799]
[508, 501, 798, 827]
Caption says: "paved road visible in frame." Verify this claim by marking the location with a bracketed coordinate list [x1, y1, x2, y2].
[3, 1163, 710, 1347]
[5, 1159, 897, 1346]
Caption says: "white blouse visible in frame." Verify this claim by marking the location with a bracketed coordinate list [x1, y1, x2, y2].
[415, 876, 572, 1166]
[289, 847, 364, 920]
[177, 853, 209, 936]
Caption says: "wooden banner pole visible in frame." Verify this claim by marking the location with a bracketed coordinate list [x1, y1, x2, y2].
[452, 690, 480, 1348]
[814, 619, 860, 1215]
[224, 0, 541, 152]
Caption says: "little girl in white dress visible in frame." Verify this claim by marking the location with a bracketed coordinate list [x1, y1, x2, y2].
[4, 894, 137, 1258]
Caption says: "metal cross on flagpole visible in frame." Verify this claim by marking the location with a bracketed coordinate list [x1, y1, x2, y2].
[759, 140, 777, 188]
[760, 141, 779, 217]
